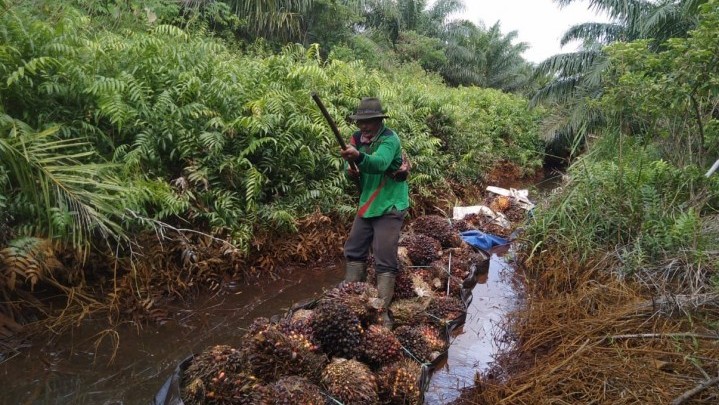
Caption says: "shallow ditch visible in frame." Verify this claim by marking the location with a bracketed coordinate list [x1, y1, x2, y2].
[0, 247, 521, 405]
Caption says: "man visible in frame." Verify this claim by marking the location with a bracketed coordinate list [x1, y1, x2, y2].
[339, 97, 409, 328]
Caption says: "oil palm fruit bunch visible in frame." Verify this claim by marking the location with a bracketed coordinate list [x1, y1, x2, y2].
[489, 195, 512, 213]
[429, 260, 462, 297]
[376, 359, 422, 405]
[416, 324, 447, 352]
[277, 310, 320, 352]
[182, 345, 265, 405]
[394, 268, 416, 300]
[309, 300, 364, 359]
[443, 246, 476, 280]
[451, 218, 474, 232]
[266, 375, 325, 404]
[321, 282, 382, 326]
[399, 233, 442, 266]
[242, 323, 328, 383]
[431, 254, 474, 296]
[394, 325, 433, 364]
[389, 297, 431, 327]
[183, 370, 270, 405]
[321, 357, 379, 404]
[426, 296, 465, 325]
[182, 345, 246, 390]
[411, 215, 461, 248]
[358, 324, 403, 369]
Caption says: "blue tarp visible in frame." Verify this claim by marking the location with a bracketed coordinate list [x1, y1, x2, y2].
[460, 230, 509, 251]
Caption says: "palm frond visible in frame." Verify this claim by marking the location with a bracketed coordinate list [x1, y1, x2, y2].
[0, 116, 127, 248]
[561, 22, 627, 45]
[535, 49, 604, 78]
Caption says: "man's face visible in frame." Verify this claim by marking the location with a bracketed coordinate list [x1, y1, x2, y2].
[356, 119, 382, 137]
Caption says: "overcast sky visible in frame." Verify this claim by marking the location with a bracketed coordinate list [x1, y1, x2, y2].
[446, 0, 610, 64]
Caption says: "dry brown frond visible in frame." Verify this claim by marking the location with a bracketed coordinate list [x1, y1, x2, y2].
[457, 254, 719, 405]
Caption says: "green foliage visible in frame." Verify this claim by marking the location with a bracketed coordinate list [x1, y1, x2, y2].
[600, 0, 719, 165]
[526, 134, 719, 273]
[395, 31, 447, 72]
[0, 116, 128, 250]
[0, 1, 543, 255]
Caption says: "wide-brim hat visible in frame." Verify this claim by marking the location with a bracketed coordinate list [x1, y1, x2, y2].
[349, 97, 389, 121]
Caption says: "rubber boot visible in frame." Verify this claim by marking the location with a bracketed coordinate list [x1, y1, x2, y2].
[344, 261, 367, 282]
[376, 272, 396, 329]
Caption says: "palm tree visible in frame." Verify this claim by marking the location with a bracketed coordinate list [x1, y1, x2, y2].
[441, 20, 531, 91]
[533, 0, 707, 159]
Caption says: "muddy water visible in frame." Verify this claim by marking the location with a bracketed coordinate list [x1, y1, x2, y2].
[0, 250, 521, 405]
[424, 247, 518, 404]
[0, 265, 344, 405]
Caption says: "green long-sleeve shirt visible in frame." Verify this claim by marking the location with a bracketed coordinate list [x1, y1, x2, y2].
[347, 126, 410, 218]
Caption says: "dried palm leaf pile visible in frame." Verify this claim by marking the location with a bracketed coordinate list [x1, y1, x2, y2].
[457, 246, 719, 405]
[163, 215, 494, 404]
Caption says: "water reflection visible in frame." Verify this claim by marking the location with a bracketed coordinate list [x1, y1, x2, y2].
[424, 247, 518, 404]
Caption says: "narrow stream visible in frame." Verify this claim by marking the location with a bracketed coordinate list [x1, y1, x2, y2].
[424, 247, 518, 404]
[1, 249, 520, 405]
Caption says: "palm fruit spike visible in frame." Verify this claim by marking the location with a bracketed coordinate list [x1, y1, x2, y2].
[242, 323, 328, 383]
[309, 300, 364, 359]
[397, 246, 413, 270]
[376, 359, 422, 405]
[426, 296, 465, 325]
[242, 317, 271, 340]
[321, 357, 379, 404]
[358, 324, 403, 369]
[394, 325, 433, 364]
[416, 324, 447, 352]
[290, 309, 313, 323]
[267, 376, 325, 405]
[410, 273, 434, 298]
[320, 281, 382, 326]
[399, 233, 441, 266]
[411, 214, 461, 248]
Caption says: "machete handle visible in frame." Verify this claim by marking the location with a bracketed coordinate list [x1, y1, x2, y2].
[311, 92, 358, 171]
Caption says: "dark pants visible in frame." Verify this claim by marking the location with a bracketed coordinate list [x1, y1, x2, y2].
[344, 209, 406, 274]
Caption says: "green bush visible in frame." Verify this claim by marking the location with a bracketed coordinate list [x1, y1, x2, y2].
[1, 2, 544, 253]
